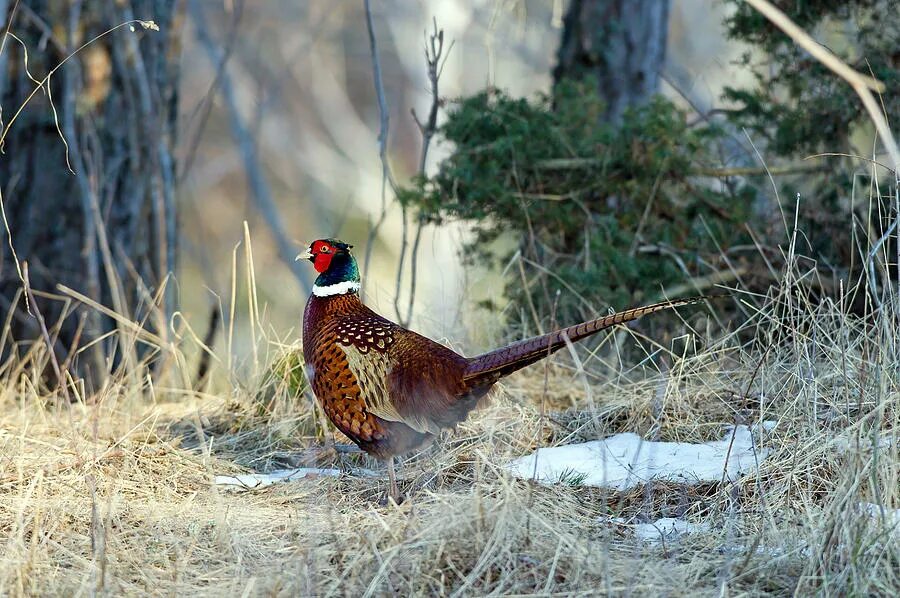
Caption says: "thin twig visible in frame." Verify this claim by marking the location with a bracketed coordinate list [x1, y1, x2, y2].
[0, 19, 157, 147]
[362, 8, 451, 325]
[410, 18, 450, 175]
[393, 208, 410, 323]
[23, 263, 70, 402]
[402, 18, 450, 326]
[691, 164, 828, 177]
[363, 0, 398, 195]
[405, 218, 423, 325]
[362, 0, 409, 323]
[178, 0, 244, 183]
[362, 0, 398, 286]
[0, 0, 20, 57]
[628, 161, 667, 258]
[534, 158, 827, 178]
[805, 152, 893, 172]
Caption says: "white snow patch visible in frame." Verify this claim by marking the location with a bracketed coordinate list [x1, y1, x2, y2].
[215, 468, 341, 491]
[834, 433, 893, 454]
[505, 425, 766, 490]
[755, 420, 778, 432]
[633, 518, 709, 543]
[859, 502, 900, 529]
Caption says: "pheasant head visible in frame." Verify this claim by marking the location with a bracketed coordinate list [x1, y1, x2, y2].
[297, 239, 360, 297]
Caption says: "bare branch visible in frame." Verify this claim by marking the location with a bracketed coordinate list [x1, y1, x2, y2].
[534, 158, 827, 177]
[743, 0, 898, 173]
[403, 18, 449, 325]
[361, 6, 451, 326]
[362, 0, 413, 324]
[362, 0, 398, 286]
[392, 207, 409, 323]
[363, 0, 398, 194]
[189, 0, 312, 293]
[410, 18, 448, 174]
[405, 217, 424, 325]
[178, 0, 244, 184]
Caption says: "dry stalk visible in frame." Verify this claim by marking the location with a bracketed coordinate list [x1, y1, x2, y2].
[22, 263, 69, 402]
[743, 0, 899, 172]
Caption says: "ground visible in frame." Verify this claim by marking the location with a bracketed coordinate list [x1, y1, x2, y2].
[0, 290, 898, 596]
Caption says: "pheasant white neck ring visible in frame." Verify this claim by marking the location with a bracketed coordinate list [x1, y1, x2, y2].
[313, 280, 361, 297]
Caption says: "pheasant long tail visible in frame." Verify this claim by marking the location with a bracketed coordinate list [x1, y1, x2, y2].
[462, 296, 711, 388]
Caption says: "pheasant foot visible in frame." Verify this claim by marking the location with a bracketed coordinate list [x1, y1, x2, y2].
[383, 457, 404, 505]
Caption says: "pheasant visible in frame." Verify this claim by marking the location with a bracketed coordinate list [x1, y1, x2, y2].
[299, 238, 709, 501]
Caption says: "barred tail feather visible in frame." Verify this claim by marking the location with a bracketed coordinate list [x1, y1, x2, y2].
[462, 296, 711, 387]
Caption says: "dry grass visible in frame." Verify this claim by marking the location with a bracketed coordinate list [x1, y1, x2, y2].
[0, 3, 895, 596]
[1, 253, 898, 597]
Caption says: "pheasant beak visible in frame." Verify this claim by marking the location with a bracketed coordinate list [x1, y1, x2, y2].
[295, 247, 314, 262]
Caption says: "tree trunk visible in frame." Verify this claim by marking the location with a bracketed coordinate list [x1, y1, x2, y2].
[554, 0, 670, 124]
[0, 1, 180, 386]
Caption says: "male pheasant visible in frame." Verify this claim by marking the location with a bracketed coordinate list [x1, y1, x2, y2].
[299, 238, 708, 501]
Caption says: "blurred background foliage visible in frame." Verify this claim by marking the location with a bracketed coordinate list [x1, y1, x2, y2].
[401, 82, 753, 322]
[399, 0, 897, 330]
[0, 0, 896, 383]
[722, 0, 899, 283]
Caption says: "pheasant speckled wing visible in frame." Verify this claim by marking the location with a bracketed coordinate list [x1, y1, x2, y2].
[304, 305, 433, 459]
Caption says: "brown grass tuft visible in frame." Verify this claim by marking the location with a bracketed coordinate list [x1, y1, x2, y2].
[1, 257, 898, 595]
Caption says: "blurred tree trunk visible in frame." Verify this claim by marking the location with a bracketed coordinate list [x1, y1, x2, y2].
[0, 1, 180, 386]
[554, 0, 670, 124]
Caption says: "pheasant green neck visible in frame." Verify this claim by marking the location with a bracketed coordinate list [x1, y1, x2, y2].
[313, 251, 361, 297]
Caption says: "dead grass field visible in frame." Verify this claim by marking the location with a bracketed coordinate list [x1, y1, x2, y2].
[1, 269, 898, 596]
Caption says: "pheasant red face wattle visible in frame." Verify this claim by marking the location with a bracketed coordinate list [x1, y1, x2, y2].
[313, 251, 333, 273]
[305, 240, 334, 273]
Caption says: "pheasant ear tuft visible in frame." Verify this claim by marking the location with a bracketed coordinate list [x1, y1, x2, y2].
[327, 240, 354, 253]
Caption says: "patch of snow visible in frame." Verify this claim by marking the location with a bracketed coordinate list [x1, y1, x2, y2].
[505, 425, 767, 490]
[755, 420, 778, 432]
[633, 517, 709, 543]
[834, 433, 893, 454]
[722, 538, 809, 558]
[215, 468, 341, 491]
[859, 502, 900, 529]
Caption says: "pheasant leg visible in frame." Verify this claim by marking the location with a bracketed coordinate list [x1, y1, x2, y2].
[387, 457, 400, 503]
